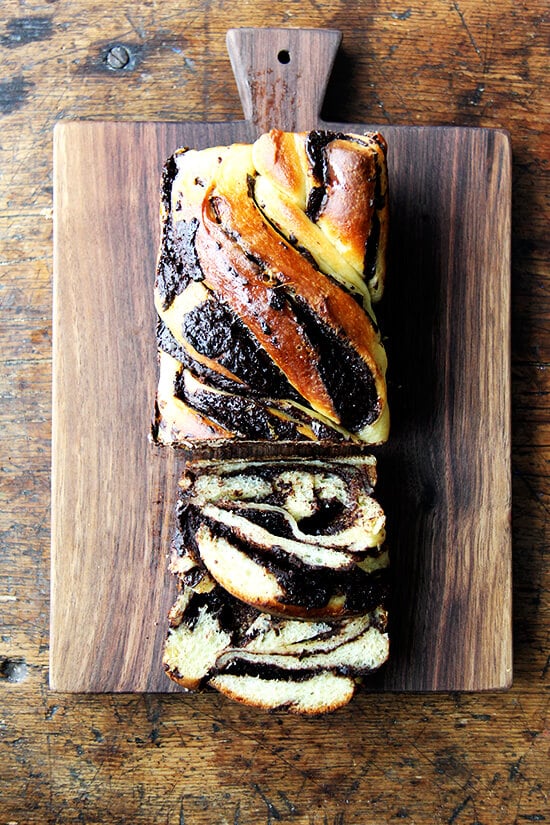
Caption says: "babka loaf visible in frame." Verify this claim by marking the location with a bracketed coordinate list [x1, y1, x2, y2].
[163, 457, 390, 712]
[153, 129, 389, 447]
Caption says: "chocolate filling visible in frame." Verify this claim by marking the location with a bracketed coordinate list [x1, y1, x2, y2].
[180, 569, 204, 590]
[305, 185, 327, 223]
[197, 516, 389, 612]
[288, 295, 379, 430]
[364, 211, 381, 283]
[363, 152, 386, 282]
[156, 217, 203, 310]
[219, 653, 383, 681]
[176, 504, 209, 568]
[181, 297, 300, 400]
[179, 384, 305, 441]
[227, 507, 297, 539]
[174, 585, 270, 650]
[227, 499, 349, 538]
[157, 319, 247, 395]
[156, 318, 187, 363]
[160, 154, 178, 211]
[306, 131, 349, 185]
[219, 659, 332, 683]
[179, 588, 257, 637]
[296, 499, 347, 535]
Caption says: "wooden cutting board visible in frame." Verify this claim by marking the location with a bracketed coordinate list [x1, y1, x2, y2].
[51, 27, 512, 693]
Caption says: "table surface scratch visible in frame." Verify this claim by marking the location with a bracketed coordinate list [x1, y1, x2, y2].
[0, 1, 548, 823]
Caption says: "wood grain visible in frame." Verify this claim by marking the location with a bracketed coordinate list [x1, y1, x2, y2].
[226, 27, 342, 131]
[2, 3, 548, 822]
[51, 28, 512, 693]
[376, 126, 512, 691]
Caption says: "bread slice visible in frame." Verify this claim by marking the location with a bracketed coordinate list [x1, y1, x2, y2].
[170, 456, 389, 620]
[209, 672, 356, 715]
[163, 585, 389, 714]
[153, 129, 389, 448]
[163, 457, 390, 711]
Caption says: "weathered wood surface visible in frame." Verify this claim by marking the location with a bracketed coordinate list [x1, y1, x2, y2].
[1, 2, 548, 823]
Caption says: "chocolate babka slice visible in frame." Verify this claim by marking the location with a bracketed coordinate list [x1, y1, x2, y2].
[169, 457, 389, 620]
[153, 129, 389, 447]
[163, 585, 389, 714]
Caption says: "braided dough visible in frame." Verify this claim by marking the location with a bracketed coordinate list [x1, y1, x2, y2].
[153, 129, 389, 447]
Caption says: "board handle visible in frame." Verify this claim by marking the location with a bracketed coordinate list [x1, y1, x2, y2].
[226, 27, 341, 133]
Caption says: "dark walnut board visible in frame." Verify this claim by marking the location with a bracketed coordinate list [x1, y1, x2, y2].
[51, 28, 512, 693]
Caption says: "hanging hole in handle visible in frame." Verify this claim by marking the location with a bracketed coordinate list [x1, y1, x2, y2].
[277, 49, 291, 64]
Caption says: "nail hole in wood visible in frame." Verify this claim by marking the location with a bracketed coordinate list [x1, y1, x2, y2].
[277, 50, 290, 64]
[0, 656, 28, 683]
[105, 44, 132, 70]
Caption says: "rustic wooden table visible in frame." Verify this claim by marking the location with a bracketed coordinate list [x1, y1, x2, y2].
[1, 1, 548, 823]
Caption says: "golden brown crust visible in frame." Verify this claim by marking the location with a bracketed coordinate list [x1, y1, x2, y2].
[252, 130, 308, 208]
[254, 130, 389, 301]
[195, 209, 338, 421]
[319, 139, 378, 268]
